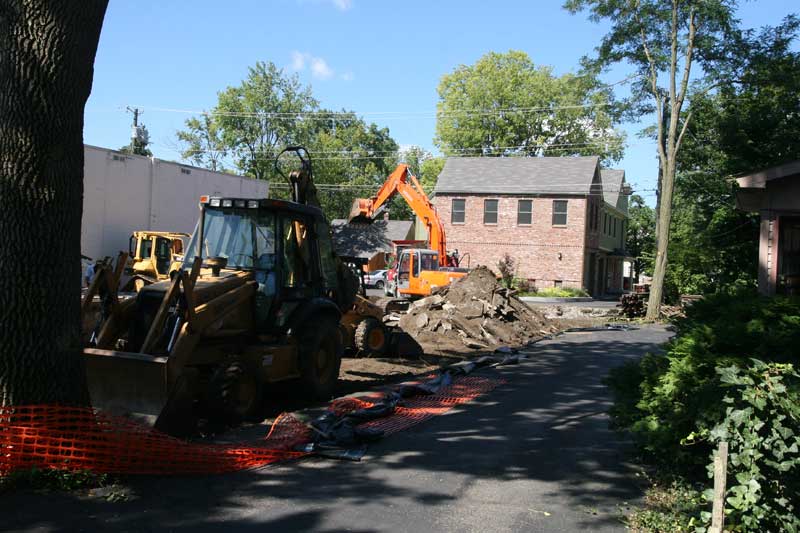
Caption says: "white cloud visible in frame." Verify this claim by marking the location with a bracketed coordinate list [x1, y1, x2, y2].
[297, 0, 354, 11]
[290, 51, 341, 81]
[340, 71, 354, 81]
[290, 51, 308, 71]
[310, 57, 334, 80]
[331, 0, 353, 10]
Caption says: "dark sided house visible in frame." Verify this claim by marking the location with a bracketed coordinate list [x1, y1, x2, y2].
[330, 218, 418, 272]
[736, 160, 800, 296]
[432, 157, 630, 296]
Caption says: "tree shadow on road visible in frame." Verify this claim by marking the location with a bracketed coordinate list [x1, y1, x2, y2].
[2, 327, 672, 532]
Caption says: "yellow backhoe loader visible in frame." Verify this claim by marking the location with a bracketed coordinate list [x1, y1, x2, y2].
[122, 231, 189, 291]
[81, 147, 359, 436]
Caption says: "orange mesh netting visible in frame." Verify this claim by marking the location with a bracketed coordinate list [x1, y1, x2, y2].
[0, 375, 502, 476]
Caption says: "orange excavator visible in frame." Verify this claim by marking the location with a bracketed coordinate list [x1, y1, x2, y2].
[348, 164, 468, 298]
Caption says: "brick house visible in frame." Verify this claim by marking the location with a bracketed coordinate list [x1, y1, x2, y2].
[432, 157, 630, 296]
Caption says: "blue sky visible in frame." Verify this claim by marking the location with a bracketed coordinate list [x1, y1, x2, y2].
[84, 0, 797, 205]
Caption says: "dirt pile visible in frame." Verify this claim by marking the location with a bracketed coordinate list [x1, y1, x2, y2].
[396, 266, 559, 356]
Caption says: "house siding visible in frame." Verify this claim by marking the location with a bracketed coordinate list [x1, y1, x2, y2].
[435, 194, 588, 289]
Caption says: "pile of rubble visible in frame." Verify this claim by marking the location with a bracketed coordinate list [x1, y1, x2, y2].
[392, 266, 559, 356]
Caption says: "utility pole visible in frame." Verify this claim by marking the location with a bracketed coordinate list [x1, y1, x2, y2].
[125, 106, 150, 156]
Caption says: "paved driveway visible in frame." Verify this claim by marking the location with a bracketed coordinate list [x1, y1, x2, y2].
[4, 325, 672, 533]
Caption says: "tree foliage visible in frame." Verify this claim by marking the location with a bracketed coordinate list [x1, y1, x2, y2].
[434, 50, 625, 164]
[176, 61, 401, 220]
[606, 293, 800, 530]
[215, 61, 318, 182]
[626, 194, 655, 281]
[177, 115, 227, 172]
[566, 0, 738, 318]
[665, 17, 800, 298]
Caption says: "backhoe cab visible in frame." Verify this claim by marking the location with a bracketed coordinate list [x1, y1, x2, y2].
[123, 231, 189, 291]
[393, 248, 468, 298]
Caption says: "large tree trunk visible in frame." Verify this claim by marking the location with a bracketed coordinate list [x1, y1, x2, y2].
[0, 1, 108, 405]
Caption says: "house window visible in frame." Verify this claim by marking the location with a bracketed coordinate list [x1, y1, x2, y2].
[484, 199, 498, 224]
[451, 199, 465, 224]
[613, 218, 617, 237]
[552, 200, 568, 226]
[517, 200, 532, 225]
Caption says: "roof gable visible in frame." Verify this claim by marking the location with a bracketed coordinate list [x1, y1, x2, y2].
[601, 169, 626, 209]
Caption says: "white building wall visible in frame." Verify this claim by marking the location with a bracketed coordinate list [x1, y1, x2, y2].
[81, 145, 268, 259]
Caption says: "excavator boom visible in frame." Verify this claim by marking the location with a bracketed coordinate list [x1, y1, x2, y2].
[348, 164, 452, 267]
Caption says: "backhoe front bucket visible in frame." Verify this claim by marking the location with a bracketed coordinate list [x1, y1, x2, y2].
[84, 348, 196, 436]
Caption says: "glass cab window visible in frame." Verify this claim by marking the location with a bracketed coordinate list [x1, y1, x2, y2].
[398, 252, 411, 283]
[184, 208, 277, 270]
[282, 217, 313, 288]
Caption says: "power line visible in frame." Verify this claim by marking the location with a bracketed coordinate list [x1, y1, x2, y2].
[123, 101, 615, 120]
[170, 138, 629, 157]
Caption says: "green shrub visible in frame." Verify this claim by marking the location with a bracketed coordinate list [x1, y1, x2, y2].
[607, 293, 800, 470]
[693, 362, 800, 532]
[606, 293, 800, 531]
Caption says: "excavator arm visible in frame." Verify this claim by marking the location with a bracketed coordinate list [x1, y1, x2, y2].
[348, 164, 454, 267]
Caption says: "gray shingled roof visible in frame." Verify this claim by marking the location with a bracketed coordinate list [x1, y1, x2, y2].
[330, 219, 414, 259]
[601, 169, 625, 208]
[434, 156, 601, 195]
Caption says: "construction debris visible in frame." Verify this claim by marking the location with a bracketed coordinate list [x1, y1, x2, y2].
[397, 266, 559, 356]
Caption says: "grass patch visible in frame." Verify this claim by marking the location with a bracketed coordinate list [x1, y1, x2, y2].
[0, 467, 108, 494]
[627, 477, 706, 533]
[520, 287, 589, 298]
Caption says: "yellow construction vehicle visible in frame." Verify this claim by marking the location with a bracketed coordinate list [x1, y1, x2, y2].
[123, 231, 189, 291]
[82, 147, 360, 435]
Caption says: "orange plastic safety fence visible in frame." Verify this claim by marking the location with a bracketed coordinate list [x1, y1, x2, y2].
[329, 376, 504, 436]
[0, 406, 309, 476]
[0, 375, 503, 476]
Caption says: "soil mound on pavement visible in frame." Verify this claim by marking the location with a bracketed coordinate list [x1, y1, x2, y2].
[397, 266, 558, 356]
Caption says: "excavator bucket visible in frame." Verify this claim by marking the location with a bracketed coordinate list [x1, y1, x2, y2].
[347, 198, 374, 224]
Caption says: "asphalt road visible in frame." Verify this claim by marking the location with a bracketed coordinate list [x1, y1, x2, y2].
[4, 325, 672, 533]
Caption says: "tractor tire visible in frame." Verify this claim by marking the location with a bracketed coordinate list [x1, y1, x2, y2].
[206, 359, 263, 425]
[354, 318, 388, 357]
[375, 280, 384, 290]
[297, 318, 342, 400]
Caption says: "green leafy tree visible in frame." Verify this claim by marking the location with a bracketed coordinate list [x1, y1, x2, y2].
[435, 50, 625, 164]
[400, 145, 429, 177]
[665, 17, 800, 297]
[177, 63, 402, 220]
[177, 115, 227, 172]
[566, 0, 738, 319]
[626, 194, 655, 281]
[215, 61, 318, 182]
[419, 156, 445, 196]
[306, 111, 399, 219]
